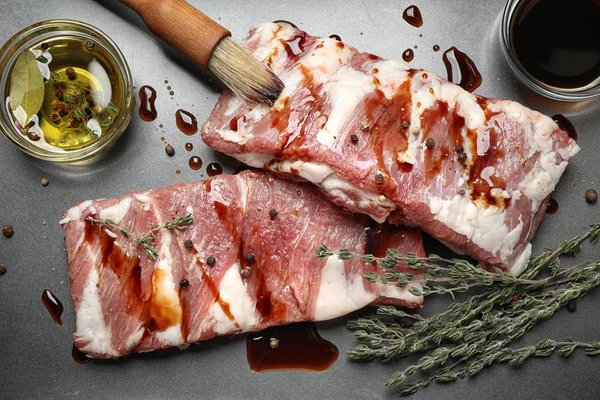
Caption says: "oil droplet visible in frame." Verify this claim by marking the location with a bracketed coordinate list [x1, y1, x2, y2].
[433, 44, 440, 52]
[159, 124, 163, 128]
[189, 156, 202, 170]
[176, 170, 181, 175]
[185, 143, 193, 151]
[167, 86, 171, 90]
[442, 47, 482, 92]
[402, 5, 423, 27]
[176, 109, 198, 135]
[164, 79, 168, 84]
[170, 91, 175, 96]
[160, 136, 165, 142]
[206, 162, 223, 177]
[42, 289, 64, 326]
[138, 85, 157, 121]
[72, 344, 91, 364]
[402, 49, 414, 62]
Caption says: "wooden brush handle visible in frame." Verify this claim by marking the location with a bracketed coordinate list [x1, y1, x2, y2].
[120, 0, 230, 69]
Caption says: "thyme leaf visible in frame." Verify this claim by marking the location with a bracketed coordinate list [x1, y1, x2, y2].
[86, 213, 194, 260]
[320, 223, 600, 395]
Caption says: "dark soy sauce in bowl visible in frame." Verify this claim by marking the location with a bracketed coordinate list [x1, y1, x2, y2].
[512, 0, 600, 90]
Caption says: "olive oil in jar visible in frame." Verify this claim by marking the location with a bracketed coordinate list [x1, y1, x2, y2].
[9, 37, 124, 151]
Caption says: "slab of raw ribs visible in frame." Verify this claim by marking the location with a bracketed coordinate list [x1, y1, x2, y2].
[61, 170, 424, 359]
[202, 23, 580, 275]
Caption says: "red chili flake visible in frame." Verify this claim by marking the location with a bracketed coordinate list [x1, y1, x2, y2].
[512, 295, 519, 301]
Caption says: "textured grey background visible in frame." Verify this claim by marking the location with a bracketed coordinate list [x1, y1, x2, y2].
[0, 1, 599, 399]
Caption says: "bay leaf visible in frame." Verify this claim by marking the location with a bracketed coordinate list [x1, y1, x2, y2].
[9, 50, 45, 125]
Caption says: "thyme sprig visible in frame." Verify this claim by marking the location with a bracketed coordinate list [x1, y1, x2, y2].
[318, 223, 600, 395]
[86, 214, 194, 260]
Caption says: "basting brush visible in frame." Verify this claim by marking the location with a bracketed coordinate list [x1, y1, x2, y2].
[119, 0, 284, 105]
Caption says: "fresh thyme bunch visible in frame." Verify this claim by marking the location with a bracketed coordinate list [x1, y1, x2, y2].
[86, 213, 194, 259]
[317, 223, 600, 396]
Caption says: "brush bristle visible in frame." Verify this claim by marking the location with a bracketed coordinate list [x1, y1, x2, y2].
[208, 37, 284, 106]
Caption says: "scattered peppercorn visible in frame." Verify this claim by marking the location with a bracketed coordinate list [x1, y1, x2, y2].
[269, 338, 279, 349]
[241, 267, 252, 277]
[179, 279, 189, 288]
[375, 173, 384, 183]
[92, 105, 102, 115]
[41, 43, 49, 50]
[184, 239, 193, 248]
[55, 89, 64, 101]
[350, 134, 359, 143]
[2, 225, 14, 238]
[206, 256, 216, 266]
[401, 120, 410, 129]
[41, 178, 49, 186]
[51, 113, 59, 122]
[585, 189, 598, 204]
[0, 264, 6, 275]
[269, 209, 278, 220]
[566, 300, 577, 312]
[85, 41, 95, 51]
[27, 132, 40, 141]
[458, 153, 468, 163]
[360, 120, 371, 131]
[458, 189, 466, 196]
[245, 253, 256, 264]
[82, 82, 91, 91]
[425, 137, 435, 148]
[86, 95, 95, 105]
[65, 67, 76, 80]
[455, 145, 464, 153]
[165, 144, 175, 157]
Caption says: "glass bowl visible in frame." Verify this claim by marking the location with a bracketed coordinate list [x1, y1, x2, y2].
[0, 19, 134, 163]
[500, 0, 600, 102]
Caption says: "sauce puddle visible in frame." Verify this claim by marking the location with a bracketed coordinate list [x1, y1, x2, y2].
[42, 289, 63, 326]
[72, 344, 91, 364]
[176, 109, 198, 135]
[402, 49, 414, 62]
[246, 322, 338, 372]
[206, 162, 223, 177]
[546, 198, 559, 215]
[552, 114, 577, 142]
[139, 85, 157, 121]
[442, 47, 482, 92]
[189, 156, 202, 170]
[402, 5, 423, 27]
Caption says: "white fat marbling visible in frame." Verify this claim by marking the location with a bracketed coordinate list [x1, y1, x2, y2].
[60, 200, 93, 225]
[376, 281, 423, 305]
[98, 197, 131, 224]
[212, 262, 259, 334]
[314, 256, 375, 320]
[316, 66, 376, 147]
[234, 153, 274, 168]
[74, 268, 118, 358]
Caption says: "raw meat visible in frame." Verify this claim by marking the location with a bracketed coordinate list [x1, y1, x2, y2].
[202, 22, 580, 275]
[61, 170, 424, 359]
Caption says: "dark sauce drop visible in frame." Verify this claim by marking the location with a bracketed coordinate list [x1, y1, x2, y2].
[273, 20, 298, 29]
[329, 34, 342, 41]
[552, 114, 578, 142]
[72, 344, 91, 364]
[546, 198, 559, 214]
[442, 47, 482, 92]
[283, 35, 307, 57]
[206, 162, 223, 177]
[512, 0, 600, 89]
[42, 289, 63, 326]
[402, 5, 423, 27]
[402, 48, 414, 62]
[189, 156, 202, 170]
[175, 109, 198, 135]
[246, 322, 339, 372]
[138, 85, 157, 122]
[433, 44, 440, 52]
[185, 143, 193, 151]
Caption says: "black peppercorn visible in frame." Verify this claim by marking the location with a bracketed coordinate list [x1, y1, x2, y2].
[27, 132, 41, 141]
[179, 279, 189, 288]
[375, 173, 384, 183]
[206, 256, 216, 266]
[184, 239, 193, 249]
[65, 67, 76, 80]
[2, 225, 14, 238]
[55, 89, 64, 101]
[269, 209, 278, 220]
[455, 145, 464, 153]
[566, 300, 577, 312]
[165, 144, 175, 157]
[425, 138, 435, 148]
[41, 43, 49, 51]
[350, 134, 359, 143]
[585, 189, 598, 204]
[245, 253, 256, 264]
[0, 264, 5, 275]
